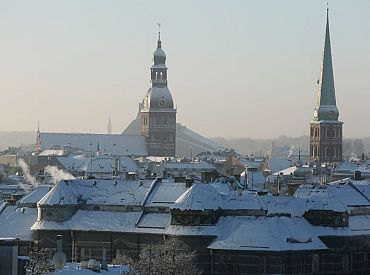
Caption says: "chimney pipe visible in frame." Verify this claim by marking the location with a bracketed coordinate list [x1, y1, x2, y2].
[52, 235, 66, 270]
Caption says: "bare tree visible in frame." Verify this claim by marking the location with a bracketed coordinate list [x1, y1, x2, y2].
[26, 249, 50, 275]
[112, 253, 137, 275]
[135, 238, 201, 275]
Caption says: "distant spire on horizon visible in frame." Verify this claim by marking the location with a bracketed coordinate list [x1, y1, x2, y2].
[107, 116, 112, 135]
[35, 120, 41, 153]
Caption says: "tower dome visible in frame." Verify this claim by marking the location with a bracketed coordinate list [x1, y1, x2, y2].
[153, 42, 166, 65]
[141, 30, 174, 109]
[142, 87, 174, 109]
[153, 30, 166, 65]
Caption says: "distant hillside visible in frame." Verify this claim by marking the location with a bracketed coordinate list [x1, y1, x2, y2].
[211, 136, 370, 156]
[0, 131, 36, 150]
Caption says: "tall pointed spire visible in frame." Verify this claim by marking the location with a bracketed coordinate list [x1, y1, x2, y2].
[35, 120, 41, 153]
[107, 116, 112, 135]
[313, 7, 339, 121]
[310, 6, 343, 163]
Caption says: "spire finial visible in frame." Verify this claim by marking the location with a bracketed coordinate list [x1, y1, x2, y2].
[157, 22, 162, 48]
[326, 2, 329, 16]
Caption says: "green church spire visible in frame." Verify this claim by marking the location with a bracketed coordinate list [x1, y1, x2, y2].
[313, 8, 339, 121]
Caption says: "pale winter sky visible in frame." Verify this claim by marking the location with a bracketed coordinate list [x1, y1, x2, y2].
[0, 0, 369, 138]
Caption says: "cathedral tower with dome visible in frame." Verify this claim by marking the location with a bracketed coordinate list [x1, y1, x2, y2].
[310, 9, 343, 163]
[140, 32, 177, 157]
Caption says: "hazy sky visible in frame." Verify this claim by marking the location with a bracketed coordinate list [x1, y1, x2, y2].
[0, 0, 369, 138]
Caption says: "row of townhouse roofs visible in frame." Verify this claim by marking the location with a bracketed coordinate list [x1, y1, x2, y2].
[2, 148, 370, 204]
[1, 173, 370, 274]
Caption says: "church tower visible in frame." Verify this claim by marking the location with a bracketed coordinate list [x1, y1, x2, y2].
[35, 121, 41, 154]
[310, 9, 343, 162]
[140, 30, 177, 157]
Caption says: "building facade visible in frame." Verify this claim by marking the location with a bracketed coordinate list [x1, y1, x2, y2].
[140, 33, 177, 157]
[310, 10, 343, 163]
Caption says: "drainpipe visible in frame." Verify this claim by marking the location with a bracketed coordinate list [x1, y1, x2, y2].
[210, 249, 214, 275]
[70, 231, 75, 263]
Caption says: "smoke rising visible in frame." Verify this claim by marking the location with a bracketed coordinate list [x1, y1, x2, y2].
[44, 165, 74, 184]
[17, 159, 38, 187]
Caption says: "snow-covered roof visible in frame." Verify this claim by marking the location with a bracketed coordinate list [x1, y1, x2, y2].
[266, 158, 292, 174]
[39, 149, 65, 156]
[0, 206, 37, 241]
[57, 155, 138, 174]
[163, 161, 215, 170]
[208, 216, 327, 251]
[145, 181, 189, 207]
[272, 165, 310, 176]
[334, 162, 359, 172]
[294, 180, 370, 212]
[137, 213, 171, 229]
[173, 184, 223, 211]
[18, 185, 53, 206]
[40, 133, 148, 156]
[172, 183, 268, 212]
[334, 162, 370, 177]
[32, 210, 141, 233]
[261, 196, 307, 217]
[38, 179, 152, 206]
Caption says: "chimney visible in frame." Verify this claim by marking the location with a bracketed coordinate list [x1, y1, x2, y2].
[52, 235, 66, 270]
[353, 171, 362, 181]
[185, 177, 194, 188]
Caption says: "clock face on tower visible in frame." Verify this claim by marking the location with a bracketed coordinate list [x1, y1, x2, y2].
[158, 97, 167, 107]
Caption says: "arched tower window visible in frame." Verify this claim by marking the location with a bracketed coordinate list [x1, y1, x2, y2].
[333, 147, 337, 158]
